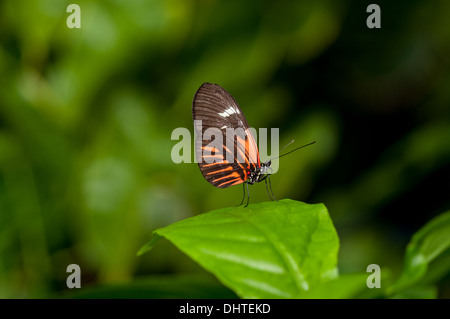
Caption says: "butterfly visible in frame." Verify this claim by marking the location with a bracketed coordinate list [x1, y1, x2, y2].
[192, 82, 314, 207]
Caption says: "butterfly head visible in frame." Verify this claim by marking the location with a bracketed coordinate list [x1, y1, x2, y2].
[247, 160, 272, 185]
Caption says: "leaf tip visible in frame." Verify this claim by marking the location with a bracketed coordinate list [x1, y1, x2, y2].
[136, 233, 162, 257]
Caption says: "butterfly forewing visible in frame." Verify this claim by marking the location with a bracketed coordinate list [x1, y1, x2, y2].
[192, 83, 260, 188]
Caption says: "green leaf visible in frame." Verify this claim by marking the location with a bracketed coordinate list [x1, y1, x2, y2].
[300, 268, 393, 299]
[389, 210, 450, 294]
[138, 199, 339, 298]
[299, 273, 369, 299]
[136, 233, 162, 256]
[420, 251, 450, 285]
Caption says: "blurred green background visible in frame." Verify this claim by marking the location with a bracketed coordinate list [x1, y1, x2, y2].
[0, 0, 449, 298]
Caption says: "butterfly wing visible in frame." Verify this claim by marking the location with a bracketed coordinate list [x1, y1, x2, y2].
[192, 82, 260, 188]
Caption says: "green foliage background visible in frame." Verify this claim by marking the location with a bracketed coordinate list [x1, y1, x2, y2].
[0, 0, 449, 298]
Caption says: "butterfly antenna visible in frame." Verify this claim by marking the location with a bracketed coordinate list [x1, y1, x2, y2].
[271, 140, 316, 161]
[279, 139, 295, 154]
[265, 139, 293, 162]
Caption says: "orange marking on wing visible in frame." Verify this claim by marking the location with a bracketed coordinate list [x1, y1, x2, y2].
[201, 162, 222, 167]
[218, 177, 243, 187]
[240, 165, 249, 180]
[211, 171, 240, 183]
[202, 154, 225, 164]
[229, 179, 245, 186]
[206, 166, 233, 175]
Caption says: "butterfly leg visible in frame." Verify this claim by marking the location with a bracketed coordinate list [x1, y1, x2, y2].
[244, 182, 250, 207]
[237, 182, 246, 207]
[264, 178, 274, 201]
[267, 175, 278, 202]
